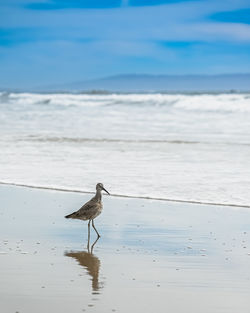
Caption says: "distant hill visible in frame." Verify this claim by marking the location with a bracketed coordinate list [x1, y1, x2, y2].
[7, 73, 250, 93]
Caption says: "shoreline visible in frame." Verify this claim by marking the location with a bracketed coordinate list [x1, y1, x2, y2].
[1, 181, 249, 209]
[1, 184, 250, 313]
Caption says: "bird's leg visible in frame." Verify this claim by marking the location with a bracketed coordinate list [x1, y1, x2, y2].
[91, 236, 100, 254]
[87, 220, 91, 251]
[92, 219, 100, 238]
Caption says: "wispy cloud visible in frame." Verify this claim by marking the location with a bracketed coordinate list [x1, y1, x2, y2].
[1, 1, 250, 42]
[0, 0, 250, 87]
[121, 0, 129, 7]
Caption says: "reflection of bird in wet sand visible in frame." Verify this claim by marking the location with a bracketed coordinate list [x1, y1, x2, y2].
[65, 237, 101, 292]
[65, 183, 110, 238]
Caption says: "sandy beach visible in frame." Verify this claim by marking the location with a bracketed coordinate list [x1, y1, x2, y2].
[1, 1, 250, 313]
[0, 184, 250, 313]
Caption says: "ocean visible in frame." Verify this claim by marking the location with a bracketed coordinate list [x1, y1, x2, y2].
[0, 91, 250, 207]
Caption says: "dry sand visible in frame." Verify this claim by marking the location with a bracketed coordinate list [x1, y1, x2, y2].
[0, 184, 250, 313]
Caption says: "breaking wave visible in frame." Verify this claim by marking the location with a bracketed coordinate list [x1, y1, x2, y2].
[1, 92, 250, 113]
[1, 91, 250, 207]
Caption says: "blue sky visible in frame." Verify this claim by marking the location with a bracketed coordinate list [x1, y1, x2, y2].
[0, 0, 250, 88]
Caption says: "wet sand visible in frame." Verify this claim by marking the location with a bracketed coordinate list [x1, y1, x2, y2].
[1, 185, 250, 313]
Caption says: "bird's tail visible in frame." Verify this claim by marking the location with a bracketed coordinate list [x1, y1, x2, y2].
[65, 212, 76, 219]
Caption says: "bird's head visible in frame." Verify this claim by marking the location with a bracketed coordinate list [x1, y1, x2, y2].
[96, 183, 110, 195]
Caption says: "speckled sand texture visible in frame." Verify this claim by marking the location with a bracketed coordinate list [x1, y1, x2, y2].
[1, 185, 250, 313]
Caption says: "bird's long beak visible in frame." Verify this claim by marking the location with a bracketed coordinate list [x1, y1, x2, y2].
[102, 187, 110, 195]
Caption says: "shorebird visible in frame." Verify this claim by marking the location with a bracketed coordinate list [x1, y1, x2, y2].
[65, 183, 110, 238]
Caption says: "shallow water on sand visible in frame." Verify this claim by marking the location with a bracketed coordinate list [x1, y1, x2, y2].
[1, 185, 250, 313]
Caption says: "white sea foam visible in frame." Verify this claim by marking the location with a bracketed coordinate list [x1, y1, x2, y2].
[0, 92, 250, 206]
[2, 92, 250, 112]
[174, 94, 250, 113]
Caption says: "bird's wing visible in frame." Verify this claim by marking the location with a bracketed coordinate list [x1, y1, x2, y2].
[75, 199, 97, 216]
[65, 198, 99, 219]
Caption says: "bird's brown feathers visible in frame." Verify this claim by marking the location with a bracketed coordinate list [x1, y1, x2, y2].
[65, 198, 102, 221]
